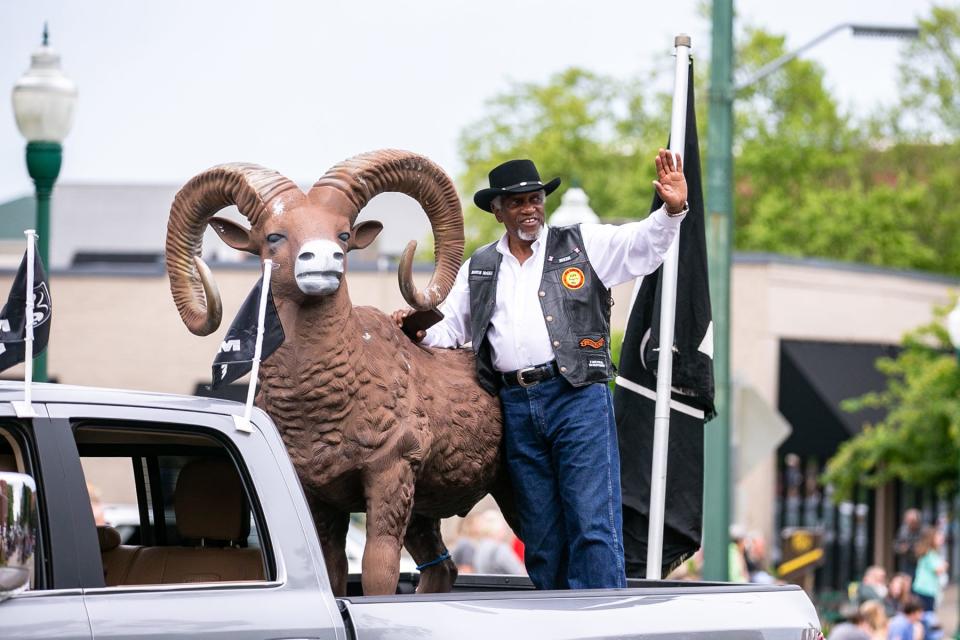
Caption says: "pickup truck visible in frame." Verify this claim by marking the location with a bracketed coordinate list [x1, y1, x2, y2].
[0, 382, 822, 639]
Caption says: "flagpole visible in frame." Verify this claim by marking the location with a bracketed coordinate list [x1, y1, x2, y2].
[235, 259, 273, 433]
[23, 230, 37, 410]
[645, 34, 691, 580]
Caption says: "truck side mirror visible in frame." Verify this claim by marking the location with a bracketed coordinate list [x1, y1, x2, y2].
[0, 472, 38, 600]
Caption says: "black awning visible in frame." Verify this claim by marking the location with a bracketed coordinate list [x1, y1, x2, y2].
[777, 340, 899, 460]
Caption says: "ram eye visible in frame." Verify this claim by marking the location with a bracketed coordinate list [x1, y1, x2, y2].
[338, 232, 351, 242]
[266, 233, 284, 244]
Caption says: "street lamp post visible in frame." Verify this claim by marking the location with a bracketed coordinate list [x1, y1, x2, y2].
[11, 25, 77, 383]
[702, 16, 917, 582]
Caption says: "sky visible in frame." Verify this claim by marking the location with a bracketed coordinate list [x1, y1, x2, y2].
[0, 0, 940, 204]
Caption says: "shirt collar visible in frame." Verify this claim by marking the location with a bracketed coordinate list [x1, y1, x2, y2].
[495, 224, 550, 259]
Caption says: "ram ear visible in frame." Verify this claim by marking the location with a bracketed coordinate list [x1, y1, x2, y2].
[348, 220, 383, 251]
[209, 216, 259, 254]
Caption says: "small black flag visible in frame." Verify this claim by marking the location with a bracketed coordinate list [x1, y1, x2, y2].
[211, 275, 284, 389]
[0, 245, 52, 373]
[615, 61, 715, 578]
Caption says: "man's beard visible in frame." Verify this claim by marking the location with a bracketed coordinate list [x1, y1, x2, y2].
[518, 224, 542, 242]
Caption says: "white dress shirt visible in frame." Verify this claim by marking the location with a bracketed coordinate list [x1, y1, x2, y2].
[423, 204, 684, 372]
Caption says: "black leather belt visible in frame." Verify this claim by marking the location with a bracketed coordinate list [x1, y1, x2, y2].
[501, 361, 560, 388]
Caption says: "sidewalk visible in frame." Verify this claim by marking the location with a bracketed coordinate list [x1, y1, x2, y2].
[940, 583, 957, 637]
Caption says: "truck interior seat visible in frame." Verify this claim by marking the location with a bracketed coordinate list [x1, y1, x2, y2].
[98, 525, 141, 586]
[121, 457, 264, 585]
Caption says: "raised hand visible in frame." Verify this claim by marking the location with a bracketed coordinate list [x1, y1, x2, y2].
[653, 148, 688, 214]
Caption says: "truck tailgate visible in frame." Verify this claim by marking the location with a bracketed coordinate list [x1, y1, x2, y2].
[339, 584, 820, 639]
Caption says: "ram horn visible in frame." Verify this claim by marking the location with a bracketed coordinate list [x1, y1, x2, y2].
[312, 150, 464, 311]
[165, 163, 299, 335]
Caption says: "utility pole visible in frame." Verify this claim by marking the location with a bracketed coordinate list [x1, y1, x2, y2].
[703, 0, 734, 582]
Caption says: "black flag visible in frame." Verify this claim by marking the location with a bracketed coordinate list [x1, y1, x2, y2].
[211, 275, 284, 389]
[615, 61, 715, 578]
[0, 244, 52, 373]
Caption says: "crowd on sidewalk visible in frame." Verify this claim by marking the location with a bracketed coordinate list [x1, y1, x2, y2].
[826, 508, 950, 640]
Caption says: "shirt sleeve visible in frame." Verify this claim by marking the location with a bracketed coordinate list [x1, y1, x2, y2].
[422, 259, 472, 348]
[580, 204, 685, 289]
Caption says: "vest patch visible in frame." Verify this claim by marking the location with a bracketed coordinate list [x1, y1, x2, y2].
[561, 267, 585, 290]
[579, 336, 605, 349]
[470, 269, 494, 277]
[587, 359, 606, 368]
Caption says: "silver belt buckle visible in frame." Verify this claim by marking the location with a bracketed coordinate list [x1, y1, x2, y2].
[516, 366, 537, 387]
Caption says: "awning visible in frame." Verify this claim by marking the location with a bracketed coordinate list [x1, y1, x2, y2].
[777, 340, 899, 460]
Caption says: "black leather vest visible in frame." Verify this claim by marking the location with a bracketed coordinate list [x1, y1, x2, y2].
[468, 225, 614, 394]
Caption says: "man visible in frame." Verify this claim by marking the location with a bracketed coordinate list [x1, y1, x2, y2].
[393, 152, 687, 589]
[894, 508, 922, 576]
[825, 612, 871, 640]
[887, 598, 924, 640]
[856, 565, 888, 605]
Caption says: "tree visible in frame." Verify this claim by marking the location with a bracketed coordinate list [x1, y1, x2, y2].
[822, 304, 960, 501]
[893, 3, 960, 140]
[732, 26, 861, 234]
[731, 12, 960, 276]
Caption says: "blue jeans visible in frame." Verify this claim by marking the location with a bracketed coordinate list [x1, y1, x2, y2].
[499, 377, 627, 590]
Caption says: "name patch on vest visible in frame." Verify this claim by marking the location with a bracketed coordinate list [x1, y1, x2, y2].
[470, 269, 495, 277]
[561, 267, 585, 290]
[579, 336, 605, 349]
[587, 358, 606, 368]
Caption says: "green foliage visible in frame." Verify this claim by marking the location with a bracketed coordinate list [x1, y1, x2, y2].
[822, 305, 960, 501]
[732, 10, 960, 275]
[894, 4, 960, 139]
[739, 179, 937, 270]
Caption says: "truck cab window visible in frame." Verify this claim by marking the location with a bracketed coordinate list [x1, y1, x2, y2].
[75, 424, 273, 587]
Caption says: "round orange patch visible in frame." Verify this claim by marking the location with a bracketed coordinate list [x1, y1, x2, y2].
[561, 267, 585, 290]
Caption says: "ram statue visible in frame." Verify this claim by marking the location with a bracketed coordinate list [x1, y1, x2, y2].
[165, 150, 515, 596]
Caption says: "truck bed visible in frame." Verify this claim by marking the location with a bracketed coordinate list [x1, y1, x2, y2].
[340, 576, 821, 639]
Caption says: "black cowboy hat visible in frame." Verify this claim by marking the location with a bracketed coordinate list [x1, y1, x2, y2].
[473, 159, 561, 213]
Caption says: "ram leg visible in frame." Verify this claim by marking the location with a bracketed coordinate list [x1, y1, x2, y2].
[308, 497, 350, 597]
[404, 513, 457, 593]
[361, 465, 414, 595]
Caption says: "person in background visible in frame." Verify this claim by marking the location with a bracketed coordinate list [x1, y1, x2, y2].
[745, 532, 775, 584]
[450, 509, 526, 576]
[856, 565, 888, 606]
[911, 525, 948, 612]
[451, 539, 477, 575]
[894, 508, 923, 577]
[886, 598, 924, 640]
[857, 600, 888, 640]
[826, 611, 871, 640]
[728, 525, 749, 583]
[883, 573, 914, 618]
